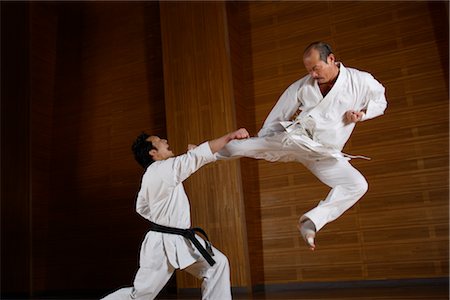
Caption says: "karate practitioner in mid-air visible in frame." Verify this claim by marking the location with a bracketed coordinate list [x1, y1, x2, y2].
[101, 128, 249, 300]
[217, 41, 387, 250]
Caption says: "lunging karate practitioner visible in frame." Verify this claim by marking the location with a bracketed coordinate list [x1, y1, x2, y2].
[101, 128, 250, 300]
[217, 41, 387, 250]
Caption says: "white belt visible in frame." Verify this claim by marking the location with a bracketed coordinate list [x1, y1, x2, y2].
[279, 120, 371, 161]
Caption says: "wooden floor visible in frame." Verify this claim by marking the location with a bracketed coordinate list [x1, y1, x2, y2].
[21, 279, 449, 300]
[170, 283, 449, 300]
[245, 286, 449, 300]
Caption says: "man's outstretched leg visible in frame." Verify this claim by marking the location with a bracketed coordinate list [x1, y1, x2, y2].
[101, 255, 175, 300]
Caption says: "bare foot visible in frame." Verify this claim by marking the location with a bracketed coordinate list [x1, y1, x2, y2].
[298, 219, 316, 251]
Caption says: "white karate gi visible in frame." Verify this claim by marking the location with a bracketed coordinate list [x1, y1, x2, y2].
[219, 63, 387, 232]
[102, 142, 231, 300]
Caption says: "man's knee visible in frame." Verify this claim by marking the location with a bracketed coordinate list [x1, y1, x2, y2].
[214, 251, 230, 271]
[354, 178, 368, 197]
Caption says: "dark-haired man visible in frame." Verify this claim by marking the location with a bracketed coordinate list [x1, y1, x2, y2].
[102, 128, 249, 300]
[217, 41, 387, 250]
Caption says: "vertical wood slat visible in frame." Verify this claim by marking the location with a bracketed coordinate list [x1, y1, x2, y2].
[29, 2, 58, 294]
[227, 1, 266, 288]
[159, 1, 251, 289]
[1, 2, 31, 297]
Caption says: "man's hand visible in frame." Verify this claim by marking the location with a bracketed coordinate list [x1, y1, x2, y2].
[187, 144, 197, 151]
[345, 110, 365, 124]
[228, 128, 250, 141]
[208, 128, 250, 154]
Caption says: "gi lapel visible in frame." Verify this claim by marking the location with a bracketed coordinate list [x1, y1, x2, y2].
[308, 63, 347, 120]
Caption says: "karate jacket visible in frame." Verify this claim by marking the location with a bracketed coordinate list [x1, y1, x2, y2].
[258, 63, 387, 151]
[135, 142, 216, 269]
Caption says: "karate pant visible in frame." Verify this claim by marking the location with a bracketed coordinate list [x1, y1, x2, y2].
[101, 245, 231, 300]
[219, 132, 368, 232]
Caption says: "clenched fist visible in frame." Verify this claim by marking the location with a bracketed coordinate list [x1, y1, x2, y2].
[229, 128, 250, 140]
[345, 110, 365, 124]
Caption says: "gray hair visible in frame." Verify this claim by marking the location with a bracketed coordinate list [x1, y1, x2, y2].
[304, 41, 334, 63]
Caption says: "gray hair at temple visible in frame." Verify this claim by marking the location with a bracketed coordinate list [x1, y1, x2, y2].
[304, 41, 334, 63]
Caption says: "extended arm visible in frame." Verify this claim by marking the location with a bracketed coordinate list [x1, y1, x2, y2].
[172, 128, 249, 184]
[208, 128, 249, 153]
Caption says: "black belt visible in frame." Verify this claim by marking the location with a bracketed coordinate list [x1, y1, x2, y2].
[148, 221, 216, 266]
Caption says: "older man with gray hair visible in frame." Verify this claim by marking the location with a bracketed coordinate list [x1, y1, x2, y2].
[217, 41, 387, 250]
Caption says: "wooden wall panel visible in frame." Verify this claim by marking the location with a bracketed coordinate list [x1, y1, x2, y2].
[5, 1, 448, 296]
[227, 1, 265, 288]
[1, 2, 31, 297]
[233, 1, 448, 284]
[159, 1, 251, 289]
[29, 2, 58, 294]
[41, 2, 166, 296]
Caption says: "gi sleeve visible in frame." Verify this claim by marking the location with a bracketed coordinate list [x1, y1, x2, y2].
[136, 186, 150, 219]
[360, 74, 388, 121]
[171, 142, 216, 185]
[257, 79, 303, 137]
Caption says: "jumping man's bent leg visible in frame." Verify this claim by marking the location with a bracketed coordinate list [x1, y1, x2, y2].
[300, 158, 368, 248]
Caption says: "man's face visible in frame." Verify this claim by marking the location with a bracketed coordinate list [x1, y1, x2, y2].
[147, 136, 174, 161]
[303, 49, 337, 84]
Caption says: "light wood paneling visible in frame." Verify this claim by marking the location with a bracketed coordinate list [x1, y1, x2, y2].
[159, 1, 251, 289]
[231, 0, 449, 284]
